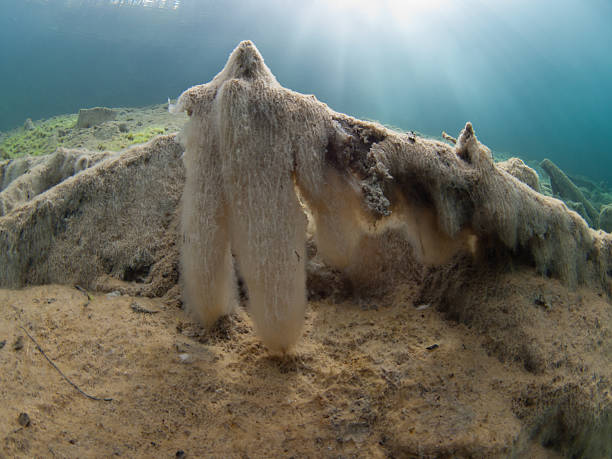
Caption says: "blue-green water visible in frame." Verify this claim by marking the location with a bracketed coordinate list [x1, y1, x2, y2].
[1, 0, 611, 181]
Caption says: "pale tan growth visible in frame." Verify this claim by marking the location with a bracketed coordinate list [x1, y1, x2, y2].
[298, 167, 366, 272]
[1, 41, 607, 347]
[175, 41, 612, 352]
[0, 148, 114, 216]
[0, 135, 184, 292]
[375, 122, 597, 286]
[378, 196, 478, 266]
[497, 157, 540, 192]
[174, 41, 459, 350]
[174, 41, 332, 353]
[1, 157, 38, 190]
[300, 167, 475, 291]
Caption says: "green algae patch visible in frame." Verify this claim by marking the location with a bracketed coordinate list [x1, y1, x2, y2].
[0, 114, 78, 159]
[0, 103, 186, 159]
[104, 125, 168, 151]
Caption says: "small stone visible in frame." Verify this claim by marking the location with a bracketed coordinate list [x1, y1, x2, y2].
[24, 118, 35, 131]
[13, 336, 24, 351]
[534, 294, 551, 310]
[18, 412, 30, 427]
[106, 290, 122, 298]
[178, 353, 192, 363]
[176, 450, 186, 458]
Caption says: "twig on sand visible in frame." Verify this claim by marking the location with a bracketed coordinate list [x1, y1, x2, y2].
[19, 326, 113, 402]
[130, 302, 159, 314]
[74, 285, 93, 306]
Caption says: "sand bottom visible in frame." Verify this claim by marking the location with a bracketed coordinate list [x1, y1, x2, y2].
[1, 270, 610, 458]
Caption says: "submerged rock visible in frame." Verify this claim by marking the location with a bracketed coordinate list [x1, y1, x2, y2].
[23, 118, 35, 131]
[76, 107, 118, 128]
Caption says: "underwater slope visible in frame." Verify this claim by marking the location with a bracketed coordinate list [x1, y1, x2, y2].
[1, 40, 611, 457]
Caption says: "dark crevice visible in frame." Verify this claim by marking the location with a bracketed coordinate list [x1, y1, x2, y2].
[123, 264, 151, 283]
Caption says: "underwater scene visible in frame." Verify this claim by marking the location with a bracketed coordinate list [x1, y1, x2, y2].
[1, 0, 612, 457]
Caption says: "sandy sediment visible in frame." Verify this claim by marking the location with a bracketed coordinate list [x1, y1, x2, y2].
[1, 274, 610, 458]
